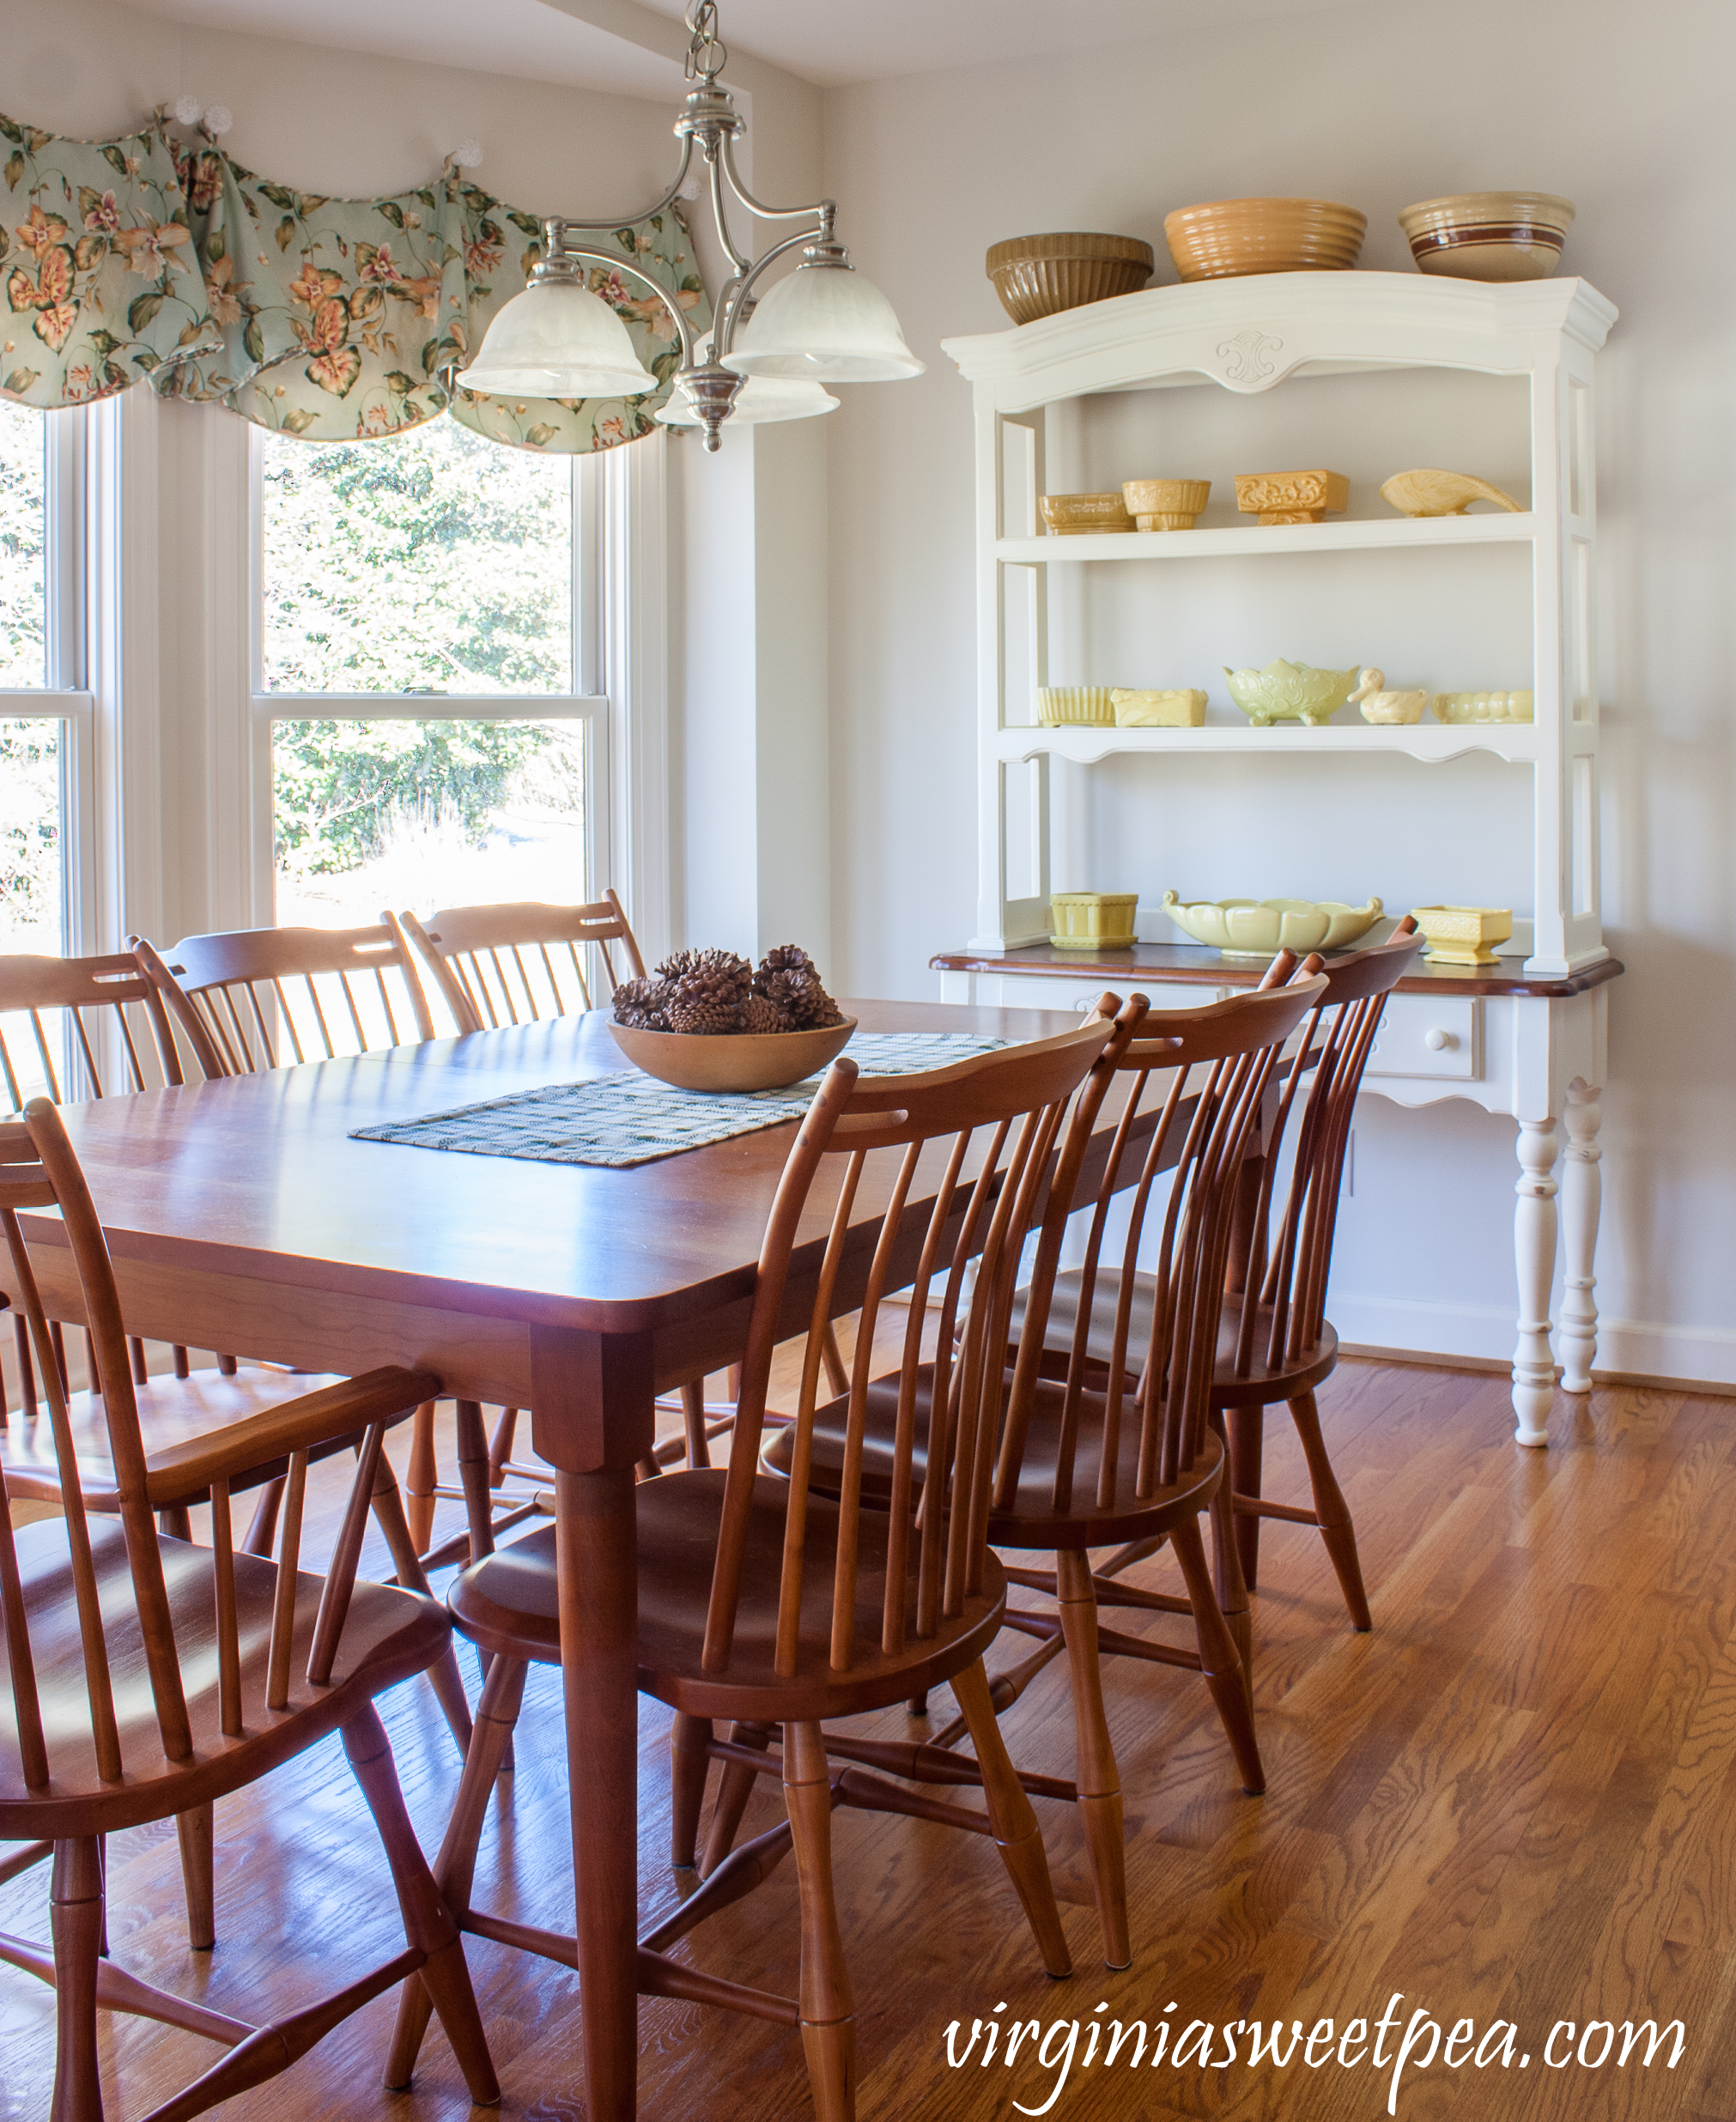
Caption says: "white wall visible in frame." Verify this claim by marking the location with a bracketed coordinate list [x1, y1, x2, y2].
[819, 0, 1736, 1385]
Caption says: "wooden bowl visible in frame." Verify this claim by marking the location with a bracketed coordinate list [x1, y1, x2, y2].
[1164, 198, 1366, 282]
[986, 233, 1155, 324]
[607, 1016, 856, 1092]
[1399, 193, 1573, 282]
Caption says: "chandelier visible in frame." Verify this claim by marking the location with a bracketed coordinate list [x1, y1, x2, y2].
[458, 1, 923, 449]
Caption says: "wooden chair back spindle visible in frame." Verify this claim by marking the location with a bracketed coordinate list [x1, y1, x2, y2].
[697, 1018, 1114, 1685]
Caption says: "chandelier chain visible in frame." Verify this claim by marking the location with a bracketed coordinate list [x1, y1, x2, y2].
[685, 2, 728, 82]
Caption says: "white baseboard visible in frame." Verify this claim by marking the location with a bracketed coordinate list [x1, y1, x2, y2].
[1328, 1293, 1736, 1391]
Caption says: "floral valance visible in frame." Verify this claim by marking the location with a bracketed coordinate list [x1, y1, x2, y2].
[0, 110, 707, 452]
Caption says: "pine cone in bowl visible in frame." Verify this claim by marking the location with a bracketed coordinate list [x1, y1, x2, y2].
[658, 947, 753, 1034]
[611, 975, 672, 1029]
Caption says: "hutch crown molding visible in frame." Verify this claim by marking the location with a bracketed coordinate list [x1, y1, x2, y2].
[935, 271, 1622, 1446]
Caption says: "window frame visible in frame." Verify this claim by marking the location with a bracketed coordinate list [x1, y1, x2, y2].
[246, 419, 614, 924]
[0, 403, 95, 959]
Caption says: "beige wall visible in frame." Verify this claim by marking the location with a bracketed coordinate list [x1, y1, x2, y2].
[817, 0, 1736, 1381]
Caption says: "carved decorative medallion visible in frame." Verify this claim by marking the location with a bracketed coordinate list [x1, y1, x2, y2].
[1215, 329, 1284, 385]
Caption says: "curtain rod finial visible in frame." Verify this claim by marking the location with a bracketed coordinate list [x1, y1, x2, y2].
[202, 105, 233, 138]
[173, 94, 202, 126]
[452, 139, 485, 171]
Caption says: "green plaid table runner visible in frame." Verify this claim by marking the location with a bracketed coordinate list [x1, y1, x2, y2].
[349, 1032, 1010, 1169]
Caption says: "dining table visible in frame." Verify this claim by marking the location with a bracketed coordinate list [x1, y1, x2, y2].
[8, 993, 1124, 2119]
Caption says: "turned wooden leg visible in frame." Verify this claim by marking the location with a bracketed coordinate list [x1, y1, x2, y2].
[1289, 1390, 1371, 1631]
[784, 1721, 857, 2122]
[49, 1838, 104, 2122]
[387, 1658, 526, 2092]
[1055, 1548, 1130, 1969]
[406, 1400, 439, 1555]
[1227, 1404, 1266, 1589]
[671, 1713, 714, 1869]
[1559, 1078, 1603, 1397]
[1171, 1516, 1265, 1796]
[1512, 1114, 1559, 1448]
[679, 1381, 711, 1470]
[343, 1704, 499, 2108]
[487, 1406, 519, 1488]
[176, 1802, 215, 1951]
[950, 1659, 1071, 1977]
[368, 1458, 476, 1758]
[241, 1476, 286, 1560]
[1206, 1413, 1254, 1705]
[453, 1401, 495, 1563]
[702, 1720, 774, 1875]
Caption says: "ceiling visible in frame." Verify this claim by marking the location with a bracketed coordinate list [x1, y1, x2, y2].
[128, 0, 1357, 94]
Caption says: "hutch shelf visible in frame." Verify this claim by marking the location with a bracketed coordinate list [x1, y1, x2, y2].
[935, 271, 1623, 1446]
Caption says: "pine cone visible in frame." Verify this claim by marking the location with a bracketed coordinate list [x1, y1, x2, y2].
[757, 943, 816, 982]
[612, 977, 672, 1029]
[656, 947, 752, 1035]
[759, 967, 841, 1030]
[740, 994, 783, 1034]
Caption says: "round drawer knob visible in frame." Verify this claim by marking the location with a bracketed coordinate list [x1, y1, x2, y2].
[1425, 1028, 1456, 1052]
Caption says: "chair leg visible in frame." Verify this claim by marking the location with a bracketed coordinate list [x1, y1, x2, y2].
[387, 1657, 527, 2091]
[241, 1476, 286, 1560]
[367, 1458, 476, 1760]
[1207, 1413, 1255, 1709]
[784, 1720, 857, 2122]
[176, 1802, 215, 1951]
[1054, 1549, 1130, 1970]
[172, 1343, 191, 1379]
[950, 1659, 1071, 1977]
[128, 1336, 149, 1385]
[1289, 1390, 1371, 1631]
[486, 1407, 519, 1488]
[157, 1504, 191, 1541]
[406, 1400, 439, 1555]
[679, 1381, 711, 1470]
[48, 1838, 104, 2122]
[1227, 1404, 1266, 1589]
[671, 1713, 714, 1868]
[701, 1719, 774, 1874]
[453, 1401, 495, 1563]
[342, 1704, 499, 2109]
[1170, 1515, 1266, 1796]
[215, 1353, 238, 1377]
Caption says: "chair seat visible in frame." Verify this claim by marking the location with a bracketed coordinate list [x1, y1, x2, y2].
[448, 1469, 1009, 1722]
[761, 1368, 1223, 1549]
[1017, 1270, 1339, 1409]
[0, 1516, 450, 1837]
[0, 1367, 352, 1508]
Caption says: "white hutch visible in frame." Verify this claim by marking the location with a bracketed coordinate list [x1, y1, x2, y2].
[933, 272, 1621, 1446]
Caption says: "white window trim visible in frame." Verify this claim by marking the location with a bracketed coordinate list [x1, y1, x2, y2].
[245, 420, 671, 952]
[1, 403, 94, 958]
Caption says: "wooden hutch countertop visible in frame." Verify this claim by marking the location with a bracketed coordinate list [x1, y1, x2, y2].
[929, 940, 1626, 1001]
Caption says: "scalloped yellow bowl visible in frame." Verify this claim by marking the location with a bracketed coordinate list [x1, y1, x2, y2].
[1162, 893, 1383, 958]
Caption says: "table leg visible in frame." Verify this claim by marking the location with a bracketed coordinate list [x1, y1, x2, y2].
[557, 1465, 640, 2119]
[1558, 1078, 1603, 1395]
[1512, 1114, 1560, 1448]
[533, 1324, 656, 2122]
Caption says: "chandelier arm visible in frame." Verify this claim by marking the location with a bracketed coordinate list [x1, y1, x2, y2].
[713, 224, 825, 359]
[546, 136, 697, 235]
[541, 233, 698, 368]
[717, 133, 835, 227]
[707, 152, 753, 281]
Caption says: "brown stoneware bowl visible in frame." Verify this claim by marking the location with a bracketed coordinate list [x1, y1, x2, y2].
[986, 233, 1155, 324]
[608, 1016, 857, 1093]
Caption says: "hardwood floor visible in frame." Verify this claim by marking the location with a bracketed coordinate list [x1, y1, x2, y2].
[3, 1359, 1729, 2120]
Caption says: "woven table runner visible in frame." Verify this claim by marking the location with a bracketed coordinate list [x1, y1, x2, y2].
[350, 1031, 1011, 1169]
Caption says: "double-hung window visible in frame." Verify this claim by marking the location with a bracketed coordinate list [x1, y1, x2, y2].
[252, 415, 607, 930]
[0, 399, 88, 967]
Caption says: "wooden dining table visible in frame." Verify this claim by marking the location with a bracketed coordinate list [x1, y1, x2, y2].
[9, 994, 1107, 2119]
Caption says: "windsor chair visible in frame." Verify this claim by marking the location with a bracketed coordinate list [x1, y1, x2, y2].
[750, 973, 1328, 1968]
[0, 950, 193, 1409]
[384, 1017, 1115, 2122]
[0, 1098, 497, 2122]
[1053, 922, 1426, 1631]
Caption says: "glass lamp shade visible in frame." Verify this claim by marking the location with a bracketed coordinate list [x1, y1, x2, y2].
[457, 279, 659, 399]
[724, 264, 925, 383]
[655, 373, 839, 427]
